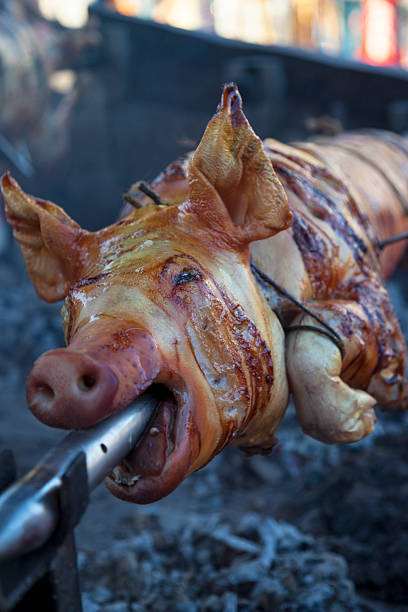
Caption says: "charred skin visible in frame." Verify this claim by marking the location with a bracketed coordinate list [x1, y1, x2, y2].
[262, 137, 408, 405]
[2, 84, 408, 504]
[126, 123, 408, 416]
[123, 109, 408, 441]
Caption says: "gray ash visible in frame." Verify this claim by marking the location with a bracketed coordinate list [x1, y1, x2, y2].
[80, 511, 360, 612]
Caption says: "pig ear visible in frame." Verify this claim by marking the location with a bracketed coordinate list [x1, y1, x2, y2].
[1, 173, 88, 302]
[187, 84, 292, 245]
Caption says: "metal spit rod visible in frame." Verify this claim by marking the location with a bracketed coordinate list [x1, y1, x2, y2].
[0, 390, 159, 563]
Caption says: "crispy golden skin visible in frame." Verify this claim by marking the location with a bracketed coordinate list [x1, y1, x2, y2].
[2, 85, 408, 503]
[123, 100, 408, 445]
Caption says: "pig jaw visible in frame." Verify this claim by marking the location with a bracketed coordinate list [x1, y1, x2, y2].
[105, 387, 201, 504]
[103, 339, 217, 504]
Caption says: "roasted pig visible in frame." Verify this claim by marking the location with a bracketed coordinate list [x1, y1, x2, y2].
[3, 85, 408, 503]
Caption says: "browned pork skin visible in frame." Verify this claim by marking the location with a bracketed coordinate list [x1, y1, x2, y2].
[2, 84, 408, 504]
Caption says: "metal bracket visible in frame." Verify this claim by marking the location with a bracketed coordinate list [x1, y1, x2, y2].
[0, 452, 88, 612]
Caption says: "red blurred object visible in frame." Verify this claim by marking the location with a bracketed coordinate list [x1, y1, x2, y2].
[361, 0, 400, 65]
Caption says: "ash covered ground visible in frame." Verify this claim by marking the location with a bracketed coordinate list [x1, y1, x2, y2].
[1, 241, 408, 611]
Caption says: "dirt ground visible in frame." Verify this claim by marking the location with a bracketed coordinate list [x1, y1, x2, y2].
[1, 242, 408, 611]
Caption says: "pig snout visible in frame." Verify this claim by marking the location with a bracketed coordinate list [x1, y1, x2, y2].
[26, 321, 162, 430]
[26, 349, 119, 429]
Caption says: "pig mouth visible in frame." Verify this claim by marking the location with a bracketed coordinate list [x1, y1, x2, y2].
[105, 385, 199, 504]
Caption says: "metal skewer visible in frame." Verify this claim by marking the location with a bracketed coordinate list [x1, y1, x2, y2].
[0, 389, 159, 563]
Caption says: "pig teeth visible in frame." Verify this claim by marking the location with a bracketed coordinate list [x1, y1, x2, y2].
[111, 466, 142, 486]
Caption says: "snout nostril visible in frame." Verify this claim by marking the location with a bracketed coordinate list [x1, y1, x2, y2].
[35, 384, 55, 404]
[78, 373, 97, 392]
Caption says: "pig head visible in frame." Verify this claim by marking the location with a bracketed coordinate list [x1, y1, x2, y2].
[2, 86, 292, 503]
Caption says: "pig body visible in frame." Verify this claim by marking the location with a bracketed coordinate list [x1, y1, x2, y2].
[3, 85, 408, 503]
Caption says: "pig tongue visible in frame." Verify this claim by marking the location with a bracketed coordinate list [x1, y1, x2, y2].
[113, 398, 174, 483]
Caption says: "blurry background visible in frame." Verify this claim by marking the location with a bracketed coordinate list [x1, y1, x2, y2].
[1, 3, 408, 610]
[0, 0, 408, 232]
[37, 0, 408, 67]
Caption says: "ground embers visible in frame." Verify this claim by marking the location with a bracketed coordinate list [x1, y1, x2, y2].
[80, 511, 360, 612]
[306, 433, 408, 605]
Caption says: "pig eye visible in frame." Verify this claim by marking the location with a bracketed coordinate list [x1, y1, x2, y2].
[173, 267, 202, 286]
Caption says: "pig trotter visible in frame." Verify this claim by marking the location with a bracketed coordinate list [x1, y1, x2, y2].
[286, 296, 408, 442]
[286, 313, 377, 443]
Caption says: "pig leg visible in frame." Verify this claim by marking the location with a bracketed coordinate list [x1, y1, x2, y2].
[285, 299, 407, 443]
